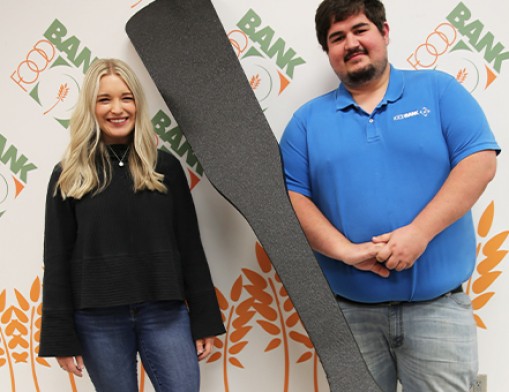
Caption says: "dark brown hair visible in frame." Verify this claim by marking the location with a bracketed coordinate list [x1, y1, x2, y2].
[315, 0, 386, 52]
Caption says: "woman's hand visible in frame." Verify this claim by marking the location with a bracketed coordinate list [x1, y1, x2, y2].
[196, 336, 215, 361]
[56, 356, 84, 377]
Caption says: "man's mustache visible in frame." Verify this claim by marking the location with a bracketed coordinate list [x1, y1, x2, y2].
[344, 48, 368, 62]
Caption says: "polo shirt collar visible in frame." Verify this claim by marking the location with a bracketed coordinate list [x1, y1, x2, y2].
[335, 65, 404, 111]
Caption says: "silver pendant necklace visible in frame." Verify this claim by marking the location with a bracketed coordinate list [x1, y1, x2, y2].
[108, 146, 130, 167]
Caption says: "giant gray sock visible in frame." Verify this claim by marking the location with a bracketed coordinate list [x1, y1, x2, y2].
[126, 1, 381, 390]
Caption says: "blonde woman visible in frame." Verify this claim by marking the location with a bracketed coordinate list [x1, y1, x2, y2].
[39, 58, 225, 392]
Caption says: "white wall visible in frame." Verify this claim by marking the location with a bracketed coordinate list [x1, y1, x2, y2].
[1, 1, 507, 391]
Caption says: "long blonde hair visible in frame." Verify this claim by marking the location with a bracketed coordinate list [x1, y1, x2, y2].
[56, 58, 166, 199]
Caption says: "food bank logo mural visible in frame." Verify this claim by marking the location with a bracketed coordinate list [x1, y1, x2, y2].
[10, 19, 96, 128]
[0, 134, 37, 219]
[232, 9, 306, 110]
[152, 110, 204, 190]
[407, 2, 508, 93]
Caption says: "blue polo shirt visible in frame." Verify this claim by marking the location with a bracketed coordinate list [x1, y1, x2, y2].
[280, 66, 500, 302]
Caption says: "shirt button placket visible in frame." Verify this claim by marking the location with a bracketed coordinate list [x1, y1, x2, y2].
[366, 116, 380, 142]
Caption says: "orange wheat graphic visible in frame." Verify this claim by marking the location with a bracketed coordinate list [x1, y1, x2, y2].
[0, 277, 49, 392]
[249, 74, 261, 90]
[249, 242, 320, 391]
[456, 68, 468, 84]
[43, 84, 70, 115]
[207, 243, 320, 391]
[139, 363, 147, 392]
[208, 279, 254, 392]
[0, 289, 16, 392]
[466, 201, 508, 329]
[0, 277, 152, 392]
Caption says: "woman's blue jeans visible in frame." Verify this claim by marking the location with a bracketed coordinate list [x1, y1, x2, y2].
[74, 301, 199, 392]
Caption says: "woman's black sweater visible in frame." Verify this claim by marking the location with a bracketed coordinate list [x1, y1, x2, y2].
[39, 147, 225, 357]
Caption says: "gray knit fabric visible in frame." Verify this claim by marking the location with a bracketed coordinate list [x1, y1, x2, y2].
[126, 1, 381, 390]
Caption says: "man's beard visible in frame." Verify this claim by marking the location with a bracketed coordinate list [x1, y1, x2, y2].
[342, 57, 388, 88]
[346, 64, 377, 86]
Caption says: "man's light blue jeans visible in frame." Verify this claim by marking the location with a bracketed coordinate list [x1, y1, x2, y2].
[74, 301, 199, 392]
[337, 292, 478, 392]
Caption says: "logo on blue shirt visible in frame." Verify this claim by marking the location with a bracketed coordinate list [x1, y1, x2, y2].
[393, 107, 431, 121]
